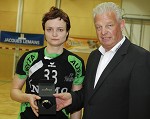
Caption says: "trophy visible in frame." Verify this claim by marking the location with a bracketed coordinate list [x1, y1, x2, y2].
[38, 79, 56, 115]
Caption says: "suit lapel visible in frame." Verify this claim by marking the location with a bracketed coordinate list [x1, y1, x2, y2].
[88, 38, 131, 100]
[95, 51, 124, 89]
[88, 50, 101, 93]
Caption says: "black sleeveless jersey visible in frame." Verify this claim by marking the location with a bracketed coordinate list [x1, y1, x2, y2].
[16, 47, 85, 119]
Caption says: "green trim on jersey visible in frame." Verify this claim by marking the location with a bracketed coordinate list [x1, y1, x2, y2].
[18, 102, 30, 119]
[23, 52, 38, 75]
[17, 52, 38, 80]
[62, 109, 70, 118]
[44, 48, 60, 58]
[18, 74, 27, 79]
[73, 76, 85, 85]
[68, 55, 84, 85]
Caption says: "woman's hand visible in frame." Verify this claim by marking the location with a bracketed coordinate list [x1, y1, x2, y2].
[27, 94, 41, 117]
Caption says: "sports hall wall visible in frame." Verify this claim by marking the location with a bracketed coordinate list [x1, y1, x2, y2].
[0, 0, 122, 80]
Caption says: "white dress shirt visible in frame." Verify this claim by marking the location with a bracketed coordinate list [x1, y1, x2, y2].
[94, 37, 125, 88]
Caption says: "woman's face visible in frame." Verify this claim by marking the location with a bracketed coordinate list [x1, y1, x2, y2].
[94, 11, 125, 51]
[44, 18, 68, 47]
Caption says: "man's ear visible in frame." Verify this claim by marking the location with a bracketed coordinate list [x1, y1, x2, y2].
[120, 19, 125, 31]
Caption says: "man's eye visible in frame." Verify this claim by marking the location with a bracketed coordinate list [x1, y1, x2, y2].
[107, 24, 113, 28]
[96, 26, 101, 30]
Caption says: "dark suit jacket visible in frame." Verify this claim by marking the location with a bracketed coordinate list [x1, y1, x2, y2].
[70, 38, 150, 119]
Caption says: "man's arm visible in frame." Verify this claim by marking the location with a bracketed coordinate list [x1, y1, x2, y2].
[54, 88, 84, 112]
[70, 84, 83, 119]
[129, 51, 150, 119]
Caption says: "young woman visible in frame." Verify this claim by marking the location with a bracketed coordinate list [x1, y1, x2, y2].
[10, 6, 85, 119]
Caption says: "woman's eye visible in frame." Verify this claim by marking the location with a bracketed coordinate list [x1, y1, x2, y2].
[47, 28, 52, 31]
[58, 29, 63, 32]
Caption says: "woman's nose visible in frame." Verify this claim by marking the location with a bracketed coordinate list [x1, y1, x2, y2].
[52, 30, 58, 37]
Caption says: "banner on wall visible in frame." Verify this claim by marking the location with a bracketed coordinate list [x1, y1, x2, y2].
[0, 31, 44, 46]
[64, 37, 100, 53]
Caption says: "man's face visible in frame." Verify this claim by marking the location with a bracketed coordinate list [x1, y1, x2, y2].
[44, 18, 68, 47]
[94, 11, 125, 51]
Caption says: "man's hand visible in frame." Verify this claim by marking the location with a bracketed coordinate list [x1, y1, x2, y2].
[53, 93, 72, 111]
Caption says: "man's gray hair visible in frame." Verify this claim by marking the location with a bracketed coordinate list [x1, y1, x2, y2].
[93, 2, 122, 20]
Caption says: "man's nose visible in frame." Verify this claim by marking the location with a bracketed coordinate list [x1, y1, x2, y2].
[101, 27, 108, 35]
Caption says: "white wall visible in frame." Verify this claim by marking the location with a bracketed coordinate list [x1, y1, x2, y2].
[122, 0, 150, 51]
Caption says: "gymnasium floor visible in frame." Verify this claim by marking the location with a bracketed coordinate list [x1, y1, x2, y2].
[0, 79, 20, 119]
